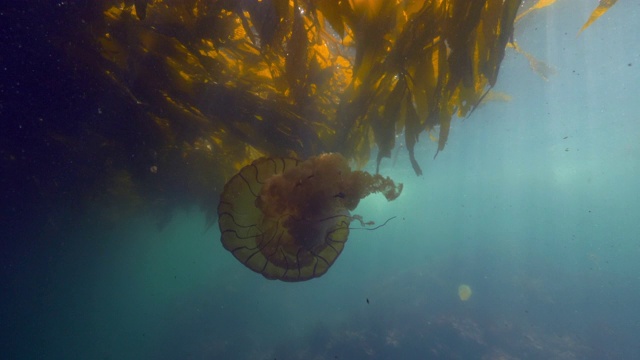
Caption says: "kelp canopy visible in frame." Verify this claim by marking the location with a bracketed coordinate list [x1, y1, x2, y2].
[0, 0, 615, 227]
[88, 0, 520, 176]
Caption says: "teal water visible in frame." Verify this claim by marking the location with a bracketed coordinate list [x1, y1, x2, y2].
[3, 1, 640, 359]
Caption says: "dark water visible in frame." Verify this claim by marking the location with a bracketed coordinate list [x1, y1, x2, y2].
[3, 1, 640, 359]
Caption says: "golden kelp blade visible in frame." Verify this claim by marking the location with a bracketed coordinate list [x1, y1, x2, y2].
[515, 0, 557, 23]
[217, 154, 401, 281]
[508, 41, 557, 81]
[483, 91, 512, 103]
[578, 0, 618, 35]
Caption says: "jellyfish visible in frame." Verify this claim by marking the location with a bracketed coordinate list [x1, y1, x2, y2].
[217, 153, 402, 281]
[458, 284, 473, 301]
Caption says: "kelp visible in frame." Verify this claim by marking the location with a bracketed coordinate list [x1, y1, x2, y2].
[515, 0, 556, 23]
[516, 0, 618, 35]
[508, 41, 557, 81]
[579, 0, 618, 35]
[19, 0, 614, 225]
[69, 0, 524, 180]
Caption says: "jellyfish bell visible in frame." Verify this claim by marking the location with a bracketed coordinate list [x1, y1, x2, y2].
[217, 153, 402, 282]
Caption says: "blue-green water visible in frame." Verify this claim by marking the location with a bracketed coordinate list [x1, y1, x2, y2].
[3, 1, 640, 359]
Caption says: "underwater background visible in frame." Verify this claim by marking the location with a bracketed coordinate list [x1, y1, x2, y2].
[2, 1, 640, 359]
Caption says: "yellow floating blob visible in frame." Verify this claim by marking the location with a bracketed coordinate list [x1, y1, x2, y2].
[458, 284, 472, 301]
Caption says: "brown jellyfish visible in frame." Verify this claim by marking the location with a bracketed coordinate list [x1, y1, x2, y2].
[217, 153, 402, 282]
